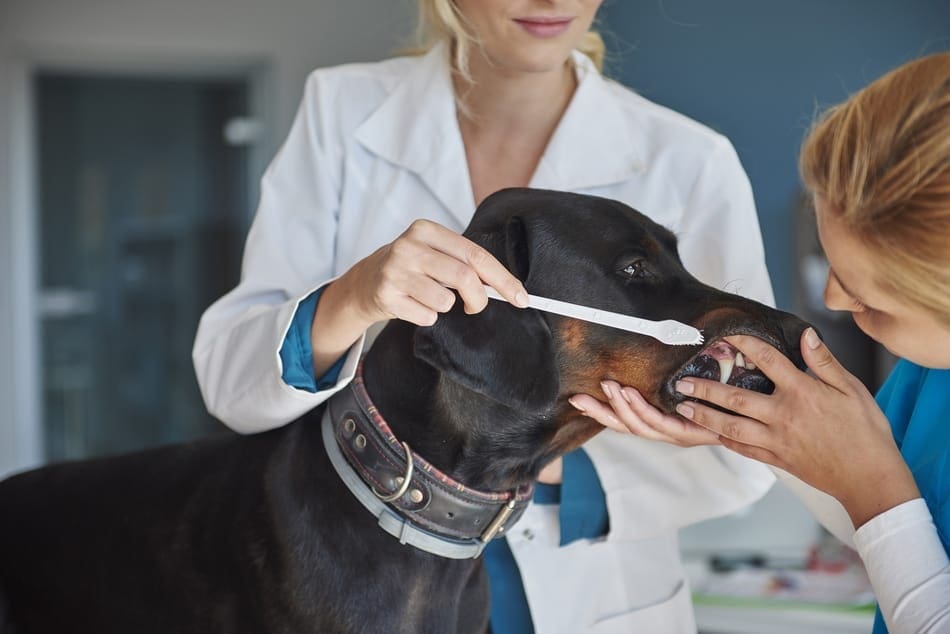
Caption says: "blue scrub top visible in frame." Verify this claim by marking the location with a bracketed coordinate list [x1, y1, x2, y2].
[871, 359, 950, 633]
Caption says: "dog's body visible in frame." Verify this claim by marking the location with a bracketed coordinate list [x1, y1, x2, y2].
[0, 188, 809, 634]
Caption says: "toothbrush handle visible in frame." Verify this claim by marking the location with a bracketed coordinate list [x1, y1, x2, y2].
[483, 285, 702, 346]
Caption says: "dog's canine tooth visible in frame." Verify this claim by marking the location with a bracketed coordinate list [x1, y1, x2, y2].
[718, 357, 735, 383]
[735, 352, 745, 368]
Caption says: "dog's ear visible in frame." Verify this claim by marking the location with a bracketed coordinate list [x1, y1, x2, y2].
[503, 215, 531, 282]
[413, 216, 559, 411]
[413, 301, 559, 411]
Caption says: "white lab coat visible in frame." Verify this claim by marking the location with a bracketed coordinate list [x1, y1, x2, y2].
[193, 42, 778, 633]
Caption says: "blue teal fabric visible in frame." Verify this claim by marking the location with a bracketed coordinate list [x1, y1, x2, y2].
[558, 448, 611, 545]
[281, 293, 610, 633]
[871, 360, 950, 634]
[484, 448, 609, 634]
[483, 531, 536, 634]
[278, 289, 345, 392]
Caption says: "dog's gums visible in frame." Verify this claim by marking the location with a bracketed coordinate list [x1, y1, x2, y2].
[673, 338, 775, 394]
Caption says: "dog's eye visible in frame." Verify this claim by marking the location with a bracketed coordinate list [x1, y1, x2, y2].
[621, 260, 649, 279]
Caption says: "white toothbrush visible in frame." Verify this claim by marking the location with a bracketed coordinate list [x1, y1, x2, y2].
[484, 286, 704, 346]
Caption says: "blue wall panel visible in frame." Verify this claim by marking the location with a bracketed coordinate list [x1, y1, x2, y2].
[601, 0, 949, 308]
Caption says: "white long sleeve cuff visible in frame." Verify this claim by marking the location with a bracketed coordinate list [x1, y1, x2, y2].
[854, 498, 950, 633]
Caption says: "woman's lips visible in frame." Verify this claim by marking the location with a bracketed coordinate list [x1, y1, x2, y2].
[513, 17, 574, 38]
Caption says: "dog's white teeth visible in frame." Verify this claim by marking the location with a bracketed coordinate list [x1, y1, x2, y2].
[746, 361, 756, 370]
[718, 357, 735, 384]
[735, 352, 746, 368]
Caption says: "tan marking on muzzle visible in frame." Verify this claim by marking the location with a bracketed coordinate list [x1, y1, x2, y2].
[557, 319, 589, 354]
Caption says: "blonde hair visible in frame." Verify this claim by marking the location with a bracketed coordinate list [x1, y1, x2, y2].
[800, 52, 950, 325]
[413, 0, 605, 83]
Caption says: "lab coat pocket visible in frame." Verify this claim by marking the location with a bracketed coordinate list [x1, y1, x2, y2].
[588, 579, 696, 634]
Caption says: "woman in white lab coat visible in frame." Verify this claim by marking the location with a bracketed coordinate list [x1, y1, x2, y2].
[193, 0, 777, 631]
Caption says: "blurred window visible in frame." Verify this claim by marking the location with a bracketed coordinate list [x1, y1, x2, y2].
[36, 73, 250, 461]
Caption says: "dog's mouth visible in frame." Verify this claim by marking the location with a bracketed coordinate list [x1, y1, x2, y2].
[670, 337, 775, 394]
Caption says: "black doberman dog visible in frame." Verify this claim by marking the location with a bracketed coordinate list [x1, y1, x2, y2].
[0, 188, 809, 634]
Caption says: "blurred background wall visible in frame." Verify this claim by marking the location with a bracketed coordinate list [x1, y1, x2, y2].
[0, 0, 416, 477]
[600, 0, 950, 310]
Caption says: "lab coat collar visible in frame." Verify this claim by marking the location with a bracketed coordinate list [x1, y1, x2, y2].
[532, 50, 646, 190]
[354, 42, 473, 226]
[354, 42, 645, 226]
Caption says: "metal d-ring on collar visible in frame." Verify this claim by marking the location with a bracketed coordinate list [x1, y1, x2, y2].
[322, 407, 488, 559]
[372, 441, 413, 502]
[322, 372, 534, 559]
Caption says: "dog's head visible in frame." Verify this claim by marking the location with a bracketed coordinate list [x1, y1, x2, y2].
[414, 188, 810, 463]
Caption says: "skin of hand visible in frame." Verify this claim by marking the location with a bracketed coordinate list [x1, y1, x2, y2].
[537, 457, 563, 484]
[310, 219, 528, 377]
[570, 328, 920, 528]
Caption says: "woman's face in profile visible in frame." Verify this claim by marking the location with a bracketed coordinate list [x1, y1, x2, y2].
[455, 0, 602, 75]
[815, 196, 950, 369]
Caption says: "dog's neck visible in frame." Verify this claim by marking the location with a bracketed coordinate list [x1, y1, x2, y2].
[361, 320, 561, 492]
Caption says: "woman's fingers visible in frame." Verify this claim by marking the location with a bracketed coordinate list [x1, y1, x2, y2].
[722, 335, 803, 385]
[571, 382, 721, 447]
[406, 220, 527, 311]
[457, 241, 528, 310]
[798, 328, 856, 393]
[599, 382, 680, 443]
[384, 293, 442, 327]
[617, 386, 721, 446]
[413, 248, 488, 312]
[728, 331, 855, 395]
[371, 248, 457, 321]
[674, 376, 773, 423]
[675, 399, 773, 449]
[568, 393, 627, 433]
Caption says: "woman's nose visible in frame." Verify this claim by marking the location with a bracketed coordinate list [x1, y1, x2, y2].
[823, 273, 852, 312]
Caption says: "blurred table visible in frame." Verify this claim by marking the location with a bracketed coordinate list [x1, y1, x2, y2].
[685, 556, 876, 634]
[695, 603, 874, 634]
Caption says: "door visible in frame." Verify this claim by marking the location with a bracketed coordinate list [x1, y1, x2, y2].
[36, 73, 252, 461]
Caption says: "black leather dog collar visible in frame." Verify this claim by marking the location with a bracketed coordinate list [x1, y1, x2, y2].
[323, 365, 533, 559]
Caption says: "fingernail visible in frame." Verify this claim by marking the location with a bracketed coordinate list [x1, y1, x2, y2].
[620, 388, 634, 404]
[804, 327, 821, 349]
[601, 381, 615, 399]
[515, 290, 529, 308]
[675, 380, 694, 395]
[568, 397, 585, 413]
[676, 403, 694, 419]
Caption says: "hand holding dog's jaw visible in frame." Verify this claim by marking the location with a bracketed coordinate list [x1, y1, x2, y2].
[623, 329, 922, 528]
[566, 327, 814, 448]
[569, 382, 722, 448]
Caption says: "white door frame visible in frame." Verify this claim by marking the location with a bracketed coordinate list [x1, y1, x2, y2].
[1, 48, 273, 477]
